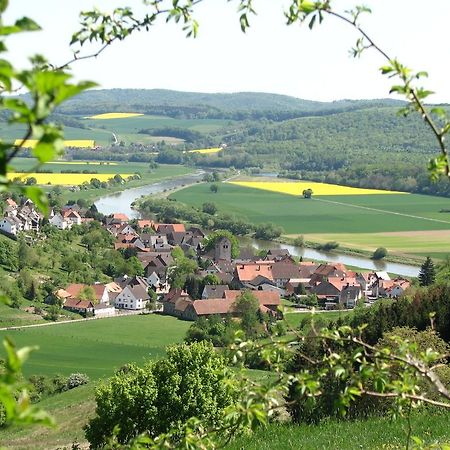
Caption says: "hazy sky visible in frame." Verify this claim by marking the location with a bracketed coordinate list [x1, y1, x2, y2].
[4, 0, 450, 102]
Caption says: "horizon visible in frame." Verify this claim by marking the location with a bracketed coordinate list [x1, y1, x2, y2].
[4, 0, 450, 103]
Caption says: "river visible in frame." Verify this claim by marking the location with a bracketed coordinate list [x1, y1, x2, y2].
[95, 174, 419, 277]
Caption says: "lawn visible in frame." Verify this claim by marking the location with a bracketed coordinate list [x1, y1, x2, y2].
[0, 314, 191, 379]
[0, 314, 191, 449]
[226, 412, 450, 450]
[284, 310, 352, 329]
[0, 122, 113, 146]
[81, 114, 233, 144]
[171, 182, 450, 258]
[0, 302, 46, 328]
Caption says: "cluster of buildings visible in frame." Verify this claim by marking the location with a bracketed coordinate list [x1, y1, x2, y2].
[0, 198, 94, 236]
[0, 198, 43, 235]
[0, 197, 411, 322]
[49, 211, 411, 320]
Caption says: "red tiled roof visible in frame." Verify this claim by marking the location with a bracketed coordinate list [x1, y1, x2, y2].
[111, 213, 129, 221]
[138, 220, 154, 229]
[64, 298, 94, 309]
[236, 263, 274, 282]
[223, 290, 281, 306]
[156, 223, 186, 233]
[191, 291, 281, 316]
[65, 283, 105, 301]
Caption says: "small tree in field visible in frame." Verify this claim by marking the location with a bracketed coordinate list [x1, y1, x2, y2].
[418, 256, 436, 286]
[372, 247, 388, 260]
[210, 183, 219, 194]
[302, 188, 313, 199]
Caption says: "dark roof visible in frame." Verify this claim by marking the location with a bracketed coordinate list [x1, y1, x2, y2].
[202, 285, 228, 299]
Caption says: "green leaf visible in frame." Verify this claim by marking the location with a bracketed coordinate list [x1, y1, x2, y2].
[22, 186, 48, 215]
[0, 17, 41, 36]
[0, 0, 8, 13]
[14, 17, 41, 32]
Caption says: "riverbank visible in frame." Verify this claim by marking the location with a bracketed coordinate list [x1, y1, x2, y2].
[44, 164, 196, 205]
[279, 236, 423, 267]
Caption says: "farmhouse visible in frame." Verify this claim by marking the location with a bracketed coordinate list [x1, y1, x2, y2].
[114, 276, 150, 310]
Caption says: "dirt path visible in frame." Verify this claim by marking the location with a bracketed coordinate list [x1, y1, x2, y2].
[313, 198, 450, 225]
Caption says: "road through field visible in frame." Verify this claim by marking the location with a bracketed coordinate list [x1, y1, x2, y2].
[313, 197, 450, 225]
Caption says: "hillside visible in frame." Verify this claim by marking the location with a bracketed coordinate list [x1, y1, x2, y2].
[51, 89, 405, 119]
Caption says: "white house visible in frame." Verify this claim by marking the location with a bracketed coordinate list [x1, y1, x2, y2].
[0, 217, 20, 235]
[50, 213, 69, 230]
[115, 284, 150, 310]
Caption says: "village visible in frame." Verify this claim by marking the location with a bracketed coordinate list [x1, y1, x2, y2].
[0, 197, 411, 323]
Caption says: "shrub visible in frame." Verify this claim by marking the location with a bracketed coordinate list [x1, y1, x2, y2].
[85, 341, 237, 447]
[66, 373, 90, 390]
[372, 247, 388, 260]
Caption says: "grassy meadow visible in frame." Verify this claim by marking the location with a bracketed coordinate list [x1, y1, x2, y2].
[7, 159, 194, 200]
[82, 114, 233, 144]
[0, 314, 191, 379]
[226, 413, 450, 450]
[0, 122, 113, 146]
[171, 181, 450, 259]
[0, 314, 190, 449]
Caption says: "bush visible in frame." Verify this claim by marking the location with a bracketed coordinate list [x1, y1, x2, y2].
[317, 241, 339, 251]
[372, 247, 388, 260]
[85, 342, 237, 447]
[66, 373, 90, 390]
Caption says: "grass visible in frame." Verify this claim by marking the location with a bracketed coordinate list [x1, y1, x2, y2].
[0, 123, 113, 146]
[0, 383, 96, 449]
[284, 310, 352, 328]
[0, 301, 46, 328]
[230, 180, 406, 196]
[0, 314, 191, 379]
[226, 412, 450, 449]
[11, 157, 150, 174]
[171, 182, 450, 259]
[302, 230, 450, 260]
[0, 314, 191, 449]
[81, 114, 233, 144]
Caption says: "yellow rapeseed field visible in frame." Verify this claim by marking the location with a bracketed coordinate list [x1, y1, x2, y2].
[87, 113, 144, 119]
[7, 173, 129, 186]
[14, 139, 95, 148]
[186, 147, 222, 154]
[228, 181, 408, 196]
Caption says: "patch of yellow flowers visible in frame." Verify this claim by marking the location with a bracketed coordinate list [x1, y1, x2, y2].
[86, 113, 144, 119]
[7, 173, 129, 185]
[14, 139, 95, 148]
[228, 181, 407, 196]
[185, 148, 222, 154]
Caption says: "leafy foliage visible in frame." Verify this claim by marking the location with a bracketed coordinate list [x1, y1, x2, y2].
[85, 341, 237, 447]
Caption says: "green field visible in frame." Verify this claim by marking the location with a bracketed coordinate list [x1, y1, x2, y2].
[82, 114, 234, 144]
[171, 182, 450, 259]
[0, 123, 113, 146]
[0, 315, 191, 379]
[226, 413, 450, 450]
[11, 157, 156, 174]
[8, 160, 195, 203]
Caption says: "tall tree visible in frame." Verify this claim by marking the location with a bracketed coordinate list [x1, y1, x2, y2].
[418, 256, 436, 286]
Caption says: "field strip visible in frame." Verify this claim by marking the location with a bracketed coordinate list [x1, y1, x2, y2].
[0, 311, 145, 331]
[313, 198, 450, 225]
